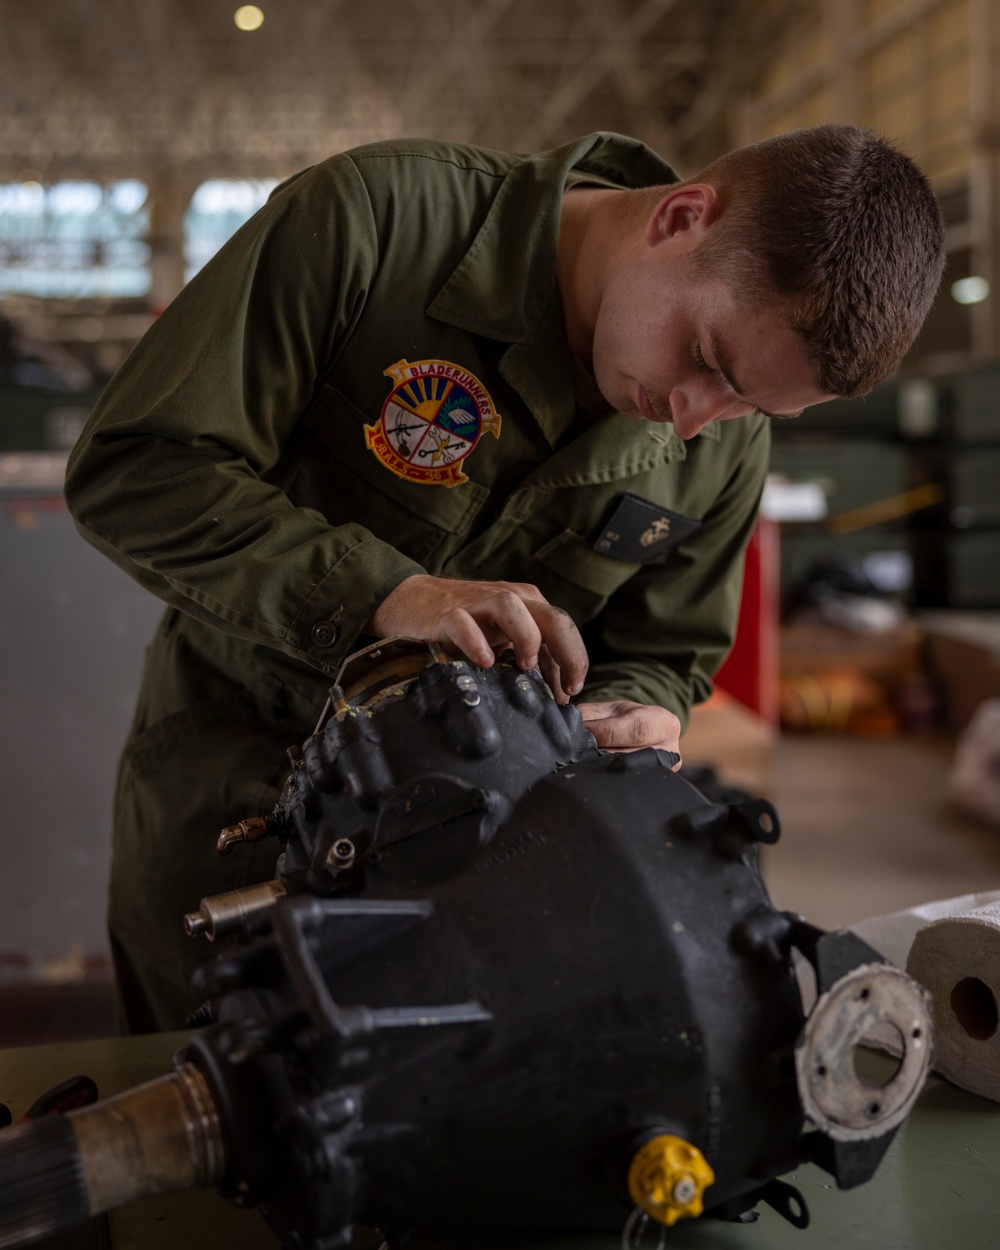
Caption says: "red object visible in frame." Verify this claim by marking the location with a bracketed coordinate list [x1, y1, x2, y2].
[714, 518, 779, 725]
[19, 1074, 99, 1122]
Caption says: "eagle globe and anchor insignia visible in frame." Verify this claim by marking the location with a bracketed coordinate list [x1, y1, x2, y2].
[365, 358, 501, 487]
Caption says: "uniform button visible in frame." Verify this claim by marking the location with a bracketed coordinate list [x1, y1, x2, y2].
[311, 620, 338, 648]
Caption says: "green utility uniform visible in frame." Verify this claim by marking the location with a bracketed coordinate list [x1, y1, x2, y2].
[65, 133, 770, 1032]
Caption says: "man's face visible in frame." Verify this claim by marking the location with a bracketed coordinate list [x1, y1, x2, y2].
[587, 193, 835, 439]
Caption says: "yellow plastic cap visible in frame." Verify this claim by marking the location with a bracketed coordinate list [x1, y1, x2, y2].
[626, 1133, 715, 1226]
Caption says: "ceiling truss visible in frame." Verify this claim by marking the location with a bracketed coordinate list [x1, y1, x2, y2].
[0, 0, 816, 185]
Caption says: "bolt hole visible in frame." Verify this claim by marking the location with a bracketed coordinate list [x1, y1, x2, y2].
[950, 977, 999, 1041]
[816, 1064, 827, 1077]
[867, 1101, 881, 1117]
[912, 1027, 921, 1039]
[859, 987, 870, 1001]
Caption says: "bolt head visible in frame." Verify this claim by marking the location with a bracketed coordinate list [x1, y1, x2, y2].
[672, 1175, 697, 1205]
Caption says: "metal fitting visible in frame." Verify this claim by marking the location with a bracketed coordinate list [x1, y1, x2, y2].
[325, 838, 357, 875]
[216, 816, 270, 856]
[184, 879, 287, 940]
[456, 674, 481, 707]
[70, 1064, 226, 1216]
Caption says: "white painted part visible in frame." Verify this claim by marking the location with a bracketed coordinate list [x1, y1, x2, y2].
[760, 478, 828, 522]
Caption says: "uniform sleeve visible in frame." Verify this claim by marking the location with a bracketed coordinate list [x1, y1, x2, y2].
[64, 156, 425, 679]
[579, 418, 770, 727]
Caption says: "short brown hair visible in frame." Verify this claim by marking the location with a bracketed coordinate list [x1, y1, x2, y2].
[686, 125, 945, 397]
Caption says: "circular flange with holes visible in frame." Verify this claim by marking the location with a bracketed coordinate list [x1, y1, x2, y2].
[795, 962, 933, 1141]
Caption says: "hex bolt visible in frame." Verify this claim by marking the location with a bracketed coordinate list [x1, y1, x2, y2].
[456, 674, 481, 707]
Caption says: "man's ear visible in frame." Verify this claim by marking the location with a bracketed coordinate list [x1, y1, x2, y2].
[645, 183, 720, 251]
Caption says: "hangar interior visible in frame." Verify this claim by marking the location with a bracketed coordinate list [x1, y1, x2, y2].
[1, 2, 1000, 1250]
[1, 0, 999, 1059]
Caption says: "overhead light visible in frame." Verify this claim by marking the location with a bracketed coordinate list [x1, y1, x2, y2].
[234, 5, 264, 31]
[951, 276, 990, 305]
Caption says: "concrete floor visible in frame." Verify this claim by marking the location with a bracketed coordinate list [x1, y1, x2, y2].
[764, 734, 1000, 931]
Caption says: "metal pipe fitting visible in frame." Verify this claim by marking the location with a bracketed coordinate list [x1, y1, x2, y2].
[184, 878, 287, 940]
[0, 1065, 226, 1249]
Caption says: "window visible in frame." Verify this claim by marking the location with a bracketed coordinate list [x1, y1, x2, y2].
[184, 179, 279, 282]
[0, 181, 150, 298]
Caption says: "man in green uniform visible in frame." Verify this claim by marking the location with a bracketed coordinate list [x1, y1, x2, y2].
[65, 125, 944, 1032]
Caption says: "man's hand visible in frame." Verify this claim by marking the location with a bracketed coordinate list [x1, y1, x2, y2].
[577, 700, 682, 767]
[367, 574, 588, 703]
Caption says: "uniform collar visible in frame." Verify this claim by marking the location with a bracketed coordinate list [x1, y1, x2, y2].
[427, 132, 676, 344]
[427, 134, 691, 451]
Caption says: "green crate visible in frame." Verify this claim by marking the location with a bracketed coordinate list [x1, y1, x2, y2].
[950, 367, 1000, 441]
[0, 386, 99, 451]
[950, 531, 1000, 606]
[951, 448, 1000, 524]
[769, 441, 908, 515]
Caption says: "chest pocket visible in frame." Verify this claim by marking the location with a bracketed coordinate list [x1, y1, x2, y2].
[525, 485, 703, 624]
[296, 385, 487, 569]
[591, 492, 703, 564]
[526, 529, 641, 624]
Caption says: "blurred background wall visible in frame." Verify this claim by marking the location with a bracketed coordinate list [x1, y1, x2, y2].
[2, 0, 999, 1030]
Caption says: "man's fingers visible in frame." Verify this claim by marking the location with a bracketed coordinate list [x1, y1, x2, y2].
[466, 591, 543, 670]
[524, 601, 588, 696]
[538, 645, 567, 705]
[508, 581, 549, 606]
[368, 575, 588, 686]
[439, 607, 496, 669]
[584, 707, 652, 749]
[579, 700, 682, 763]
[574, 702, 615, 722]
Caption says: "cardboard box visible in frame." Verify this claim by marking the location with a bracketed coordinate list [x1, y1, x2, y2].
[779, 619, 924, 683]
[682, 690, 776, 798]
[920, 611, 1000, 731]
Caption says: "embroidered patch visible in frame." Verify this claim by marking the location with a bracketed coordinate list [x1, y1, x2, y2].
[364, 358, 501, 487]
[593, 492, 703, 563]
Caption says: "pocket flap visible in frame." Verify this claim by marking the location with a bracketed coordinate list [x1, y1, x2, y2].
[534, 529, 639, 597]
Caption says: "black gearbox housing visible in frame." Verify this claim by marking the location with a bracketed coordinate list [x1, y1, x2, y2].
[178, 642, 929, 1249]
